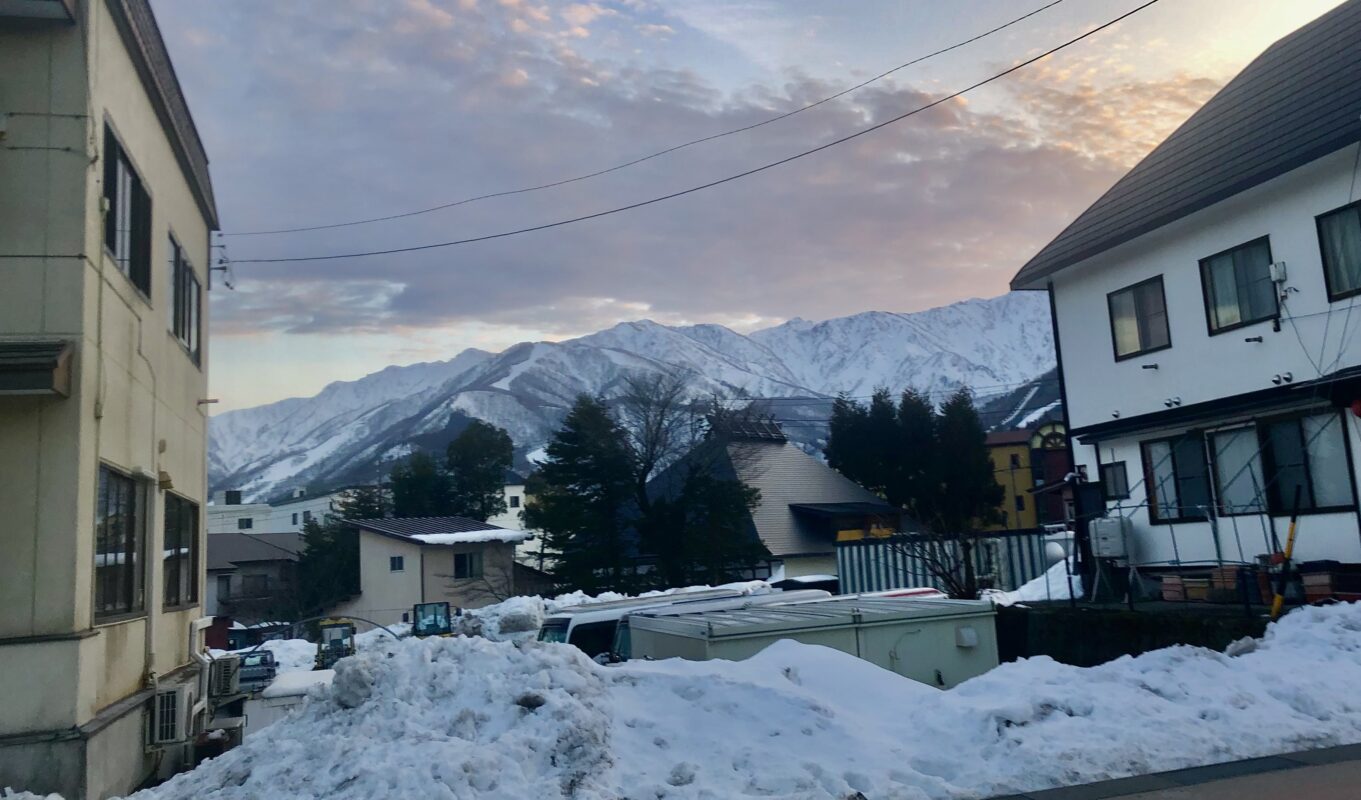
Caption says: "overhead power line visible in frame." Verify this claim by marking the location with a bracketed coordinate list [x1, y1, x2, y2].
[233, 0, 1159, 265]
[225, 0, 1065, 238]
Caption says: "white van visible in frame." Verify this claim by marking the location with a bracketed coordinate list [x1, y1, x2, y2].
[537, 588, 751, 658]
[611, 589, 832, 661]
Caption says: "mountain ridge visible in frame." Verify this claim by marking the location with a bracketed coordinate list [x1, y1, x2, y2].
[211, 292, 1055, 500]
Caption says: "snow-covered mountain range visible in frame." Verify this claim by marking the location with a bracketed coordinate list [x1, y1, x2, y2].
[210, 292, 1054, 500]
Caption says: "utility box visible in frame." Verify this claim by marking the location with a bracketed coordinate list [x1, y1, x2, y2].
[627, 597, 998, 689]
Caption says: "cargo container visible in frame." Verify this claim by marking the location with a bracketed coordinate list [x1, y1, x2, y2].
[626, 597, 998, 688]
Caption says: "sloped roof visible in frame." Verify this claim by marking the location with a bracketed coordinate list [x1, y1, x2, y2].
[351, 516, 528, 545]
[1011, 0, 1361, 290]
[207, 532, 303, 571]
[729, 441, 900, 557]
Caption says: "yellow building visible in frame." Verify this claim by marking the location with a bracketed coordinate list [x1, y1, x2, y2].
[0, 1, 218, 796]
[985, 430, 1039, 531]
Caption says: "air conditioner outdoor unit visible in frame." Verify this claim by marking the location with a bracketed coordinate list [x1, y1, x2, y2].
[150, 685, 192, 746]
[209, 654, 241, 698]
[1090, 516, 1133, 560]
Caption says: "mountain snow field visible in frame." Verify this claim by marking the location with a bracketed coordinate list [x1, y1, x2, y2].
[209, 293, 1054, 500]
[10, 601, 1360, 800]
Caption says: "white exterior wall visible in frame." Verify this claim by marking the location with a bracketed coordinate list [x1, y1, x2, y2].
[206, 492, 340, 534]
[1053, 146, 1361, 566]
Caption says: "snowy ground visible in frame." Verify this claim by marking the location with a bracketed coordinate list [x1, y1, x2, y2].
[9, 601, 1359, 800]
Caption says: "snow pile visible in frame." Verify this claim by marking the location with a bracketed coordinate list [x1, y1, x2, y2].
[983, 557, 1083, 606]
[23, 602, 1348, 800]
[462, 581, 774, 642]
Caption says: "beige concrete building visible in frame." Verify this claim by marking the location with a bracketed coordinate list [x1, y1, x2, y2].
[335, 518, 530, 627]
[0, 1, 219, 797]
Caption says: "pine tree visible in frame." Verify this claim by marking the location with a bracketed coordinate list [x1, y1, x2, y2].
[446, 420, 513, 522]
[336, 484, 389, 521]
[390, 451, 451, 518]
[894, 389, 937, 518]
[524, 395, 637, 593]
[932, 389, 1003, 533]
[295, 517, 360, 615]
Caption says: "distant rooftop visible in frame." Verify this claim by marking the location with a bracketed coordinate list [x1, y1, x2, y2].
[351, 516, 529, 545]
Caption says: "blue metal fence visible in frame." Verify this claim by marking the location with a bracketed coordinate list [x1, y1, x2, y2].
[836, 530, 1054, 594]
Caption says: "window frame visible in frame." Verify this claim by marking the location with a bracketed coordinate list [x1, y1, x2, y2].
[1206, 425, 1268, 518]
[1317, 199, 1361, 302]
[237, 517, 253, 530]
[453, 551, 483, 580]
[163, 492, 200, 609]
[1198, 236, 1279, 335]
[389, 555, 405, 573]
[1107, 276, 1172, 362]
[1100, 461, 1130, 500]
[1140, 433, 1212, 525]
[102, 123, 153, 299]
[94, 464, 147, 622]
[167, 234, 202, 365]
[1256, 410, 1358, 517]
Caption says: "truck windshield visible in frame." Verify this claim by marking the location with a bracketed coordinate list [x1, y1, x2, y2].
[538, 620, 569, 643]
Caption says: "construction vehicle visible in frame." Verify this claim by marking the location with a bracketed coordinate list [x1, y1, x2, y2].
[412, 601, 454, 638]
[313, 618, 356, 670]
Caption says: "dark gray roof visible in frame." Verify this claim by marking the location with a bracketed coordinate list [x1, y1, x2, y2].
[207, 532, 303, 571]
[1012, 0, 1361, 289]
[351, 516, 503, 538]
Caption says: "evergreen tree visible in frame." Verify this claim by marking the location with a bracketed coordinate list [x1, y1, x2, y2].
[932, 389, 1003, 533]
[295, 517, 360, 615]
[893, 389, 938, 518]
[524, 395, 637, 593]
[336, 484, 389, 521]
[390, 451, 451, 518]
[825, 393, 870, 485]
[446, 420, 513, 522]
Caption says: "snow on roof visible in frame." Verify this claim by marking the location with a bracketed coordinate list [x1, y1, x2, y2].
[352, 516, 524, 545]
[261, 669, 334, 699]
[410, 529, 530, 545]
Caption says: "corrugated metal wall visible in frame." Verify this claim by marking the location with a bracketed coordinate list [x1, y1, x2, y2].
[837, 531, 1053, 594]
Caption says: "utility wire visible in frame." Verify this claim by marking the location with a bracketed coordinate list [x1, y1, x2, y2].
[233, 0, 1160, 264]
[225, 0, 1065, 238]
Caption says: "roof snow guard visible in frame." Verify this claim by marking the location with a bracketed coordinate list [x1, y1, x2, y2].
[351, 516, 529, 546]
[1011, 0, 1361, 290]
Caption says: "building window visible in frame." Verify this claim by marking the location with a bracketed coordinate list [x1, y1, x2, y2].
[389, 555, 404, 572]
[216, 574, 231, 600]
[509, 495, 521, 509]
[1014, 495, 1025, 512]
[1209, 427, 1266, 516]
[303, 510, 313, 523]
[1141, 435, 1210, 522]
[1260, 412, 1354, 514]
[163, 494, 199, 607]
[237, 517, 253, 530]
[1108, 277, 1170, 360]
[167, 236, 201, 361]
[292, 513, 299, 525]
[95, 465, 145, 619]
[1100, 462, 1130, 500]
[102, 125, 152, 295]
[1200, 237, 1277, 333]
[454, 551, 483, 580]
[1318, 200, 1361, 301]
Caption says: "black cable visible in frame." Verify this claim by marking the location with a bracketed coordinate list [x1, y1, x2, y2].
[233, 0, 1160, 264]
[225, 0, 1065, 238]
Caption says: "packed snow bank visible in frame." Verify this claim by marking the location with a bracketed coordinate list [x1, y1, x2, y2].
[460, 581, 774, 642]
[33, 601, 1352, 800]
[983, 556, 1083, 606]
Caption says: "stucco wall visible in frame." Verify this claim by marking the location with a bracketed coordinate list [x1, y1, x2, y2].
[420, 541, 516, 610]
[0, 0, 212, 757]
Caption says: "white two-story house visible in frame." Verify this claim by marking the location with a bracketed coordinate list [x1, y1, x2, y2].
[1012, 0, 1361, 570]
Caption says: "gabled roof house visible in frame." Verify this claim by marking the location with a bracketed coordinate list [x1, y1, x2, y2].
[1013, 0, 1361, 570]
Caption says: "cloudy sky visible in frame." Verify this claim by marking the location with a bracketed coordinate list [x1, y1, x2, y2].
[149, 0, 1346, 412]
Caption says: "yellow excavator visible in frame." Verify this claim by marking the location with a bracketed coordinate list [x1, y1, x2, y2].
[313, 618, 357, 670]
